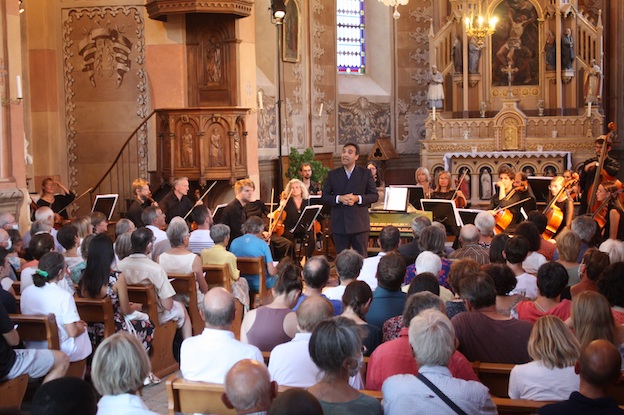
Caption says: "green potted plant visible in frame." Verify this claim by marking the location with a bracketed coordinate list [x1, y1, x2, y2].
[287, 147, 329, 185]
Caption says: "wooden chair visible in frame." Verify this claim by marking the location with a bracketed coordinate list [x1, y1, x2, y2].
[236, 257, 268, 307]
[472, 361, 515, 398]
[167, 375, 236, 415]
[203, 264, 232, 291]
[168, 272, 204, 336]
[74, 296, 116, 339]
[491, 397, 555, 415]
[127, 284, 179, 379]
[11, 280, 20, 294]
[0, 374, 28, 411]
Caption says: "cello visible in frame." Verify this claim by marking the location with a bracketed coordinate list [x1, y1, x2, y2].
[542, 177, 578, 241]
[492, 197, 532, 234]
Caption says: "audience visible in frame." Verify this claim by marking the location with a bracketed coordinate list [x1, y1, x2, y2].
[19, 232, 57, 293]
[92, 332, 156, 415]
[366, 292, 477, 391]
[341, 280, 382, 356]
[188, 205, 214, 254]
[483, 263, 522, 318]
[517, 261, 571, 323]
[538, 340, 624, 414]
[57, 224, 82, 281]
[598, 262, 624, 324]
[566, 248, 609, 299]
[365, 252, 406, 329]
[223, 359, 278, 415]
[397, 216, 431, 266]
[382, 309, 496, 415]
[308, 317, 383, 415]
[142, 206, 168, 251]
[445, 258, 480, 319]
[489, 233, 509, 264]
[181, 287, 263, 382]
[30, 376, 97, 415]
[452, 272, 532, 364]
[268, 389, 323, 415]
[90, 211, 109, 235]
[504, 235, 538, 299]
[241, 260, 302, 351]
[357, 225, 400, 291]
[449, 224, 490, 264]
[293, 256, 342, 315]
[515, 221, 548, 275]
[323, 249, 363, 301]
[404, 226, 452, 289]
[598, 238, 624, 264]
[475, 211, 495, 248]
[509, 315, 580, 401]
[555, 230, 582, 286]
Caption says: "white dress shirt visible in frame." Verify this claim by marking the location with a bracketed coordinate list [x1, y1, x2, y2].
[97, 393, 157, 415]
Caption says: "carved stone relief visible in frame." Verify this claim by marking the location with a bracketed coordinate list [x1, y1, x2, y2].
[338, 97, 391, 145]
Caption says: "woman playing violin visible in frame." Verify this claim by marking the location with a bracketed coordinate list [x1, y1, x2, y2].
[546, 176, 575, 237]
[415, 167, 432, 198]
[274, 179, 316, 258]
[562, 170, 580, 202]
[596, 181, 624, 241]
[37, 178, 76, 220]
[431, 170, 467, 208]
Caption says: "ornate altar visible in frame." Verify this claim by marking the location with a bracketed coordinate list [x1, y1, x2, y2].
[155, 108, 248, 186]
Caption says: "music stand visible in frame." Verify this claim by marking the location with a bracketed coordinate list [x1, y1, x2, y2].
[291, 205, 323, 260]
[383, 187, 409, 211]
[527, 176, 552, 205]
[212, 203, 228, 224]
[389, 185, 425, 211]
[420, 199, 462, 238]
[91, 194, 118, 220]
[457, 208, 483, 227]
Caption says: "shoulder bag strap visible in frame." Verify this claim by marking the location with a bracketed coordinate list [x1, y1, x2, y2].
[416, 372, 468, 415]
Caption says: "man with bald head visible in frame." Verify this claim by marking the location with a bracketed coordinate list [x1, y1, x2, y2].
[449, 224, 490, 265]
[223, 359, 278, 415]
[180, 287, 263, 383]
[538, 339, 624, 414]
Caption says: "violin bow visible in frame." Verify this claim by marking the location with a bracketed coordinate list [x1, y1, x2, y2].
[183, 181, 217, 220]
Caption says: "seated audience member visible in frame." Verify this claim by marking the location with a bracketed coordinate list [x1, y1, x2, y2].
[188, 205, 214, 254]
[115, 218, 136, 236]
[158, 217, 207, 305]
[19, 233, 57, 293]
[201, 224, 250, 311]
[509, 315, 580, 401]
[357, 225, 400, 291]
[57, 224, 82, 281]
[365, 252, 407, 329]
[24, 207, 63, 252]
[489, 233, 509, 264]
[91, 332, 157, 415]
[181, 287, 263, 383]
[293, 256, 342, 315]
[515, 221, 547, 275]
[268, 389, 323, 415]
[598, 238, 624, 264]
[30, 376, 97, 415]
[323, 249, 363, 301]
[406, 251, 453, 300]
[241, 260, 302, 351]
[449, 224, 490, 265]
[0, 301, 69, 383]
[366, 292, 477, 391]
[72, 215, 93, 250]
[115, 232, 133, 262]
[517, 261, 571, 323]
[382, 309, 496, 415]
[452, 272, 533, 364]
[538, 340, 624, 415]
[566, 248, 609, 300]
[70, 233, 94, 284]
[398, 216, 431, 266]
[308, 317, 383, 415]
[20, 252, 92, 362]
[404, 226, 452, 289]
[483, 263, 522, 318]
[341, 281, 382, 356]
[268, 296, 336, 388]
[223, 359, 278, 415]
[383, 272, 442, 342]
[527, 210, 556, 261]
[555, 230, 582, 286]
[556, 215, 597, 262]
[504, 235, 538, 299]
[445, 258, 481, 319]
[117, 227, 192, 340]
[599, 262, 624, 325]
[570, 291, 624, 364]
[142, 206, 168, 249]
[475, 211, 495, 248]
[230, 216, 278, 295]
[90, 211, 109, 235]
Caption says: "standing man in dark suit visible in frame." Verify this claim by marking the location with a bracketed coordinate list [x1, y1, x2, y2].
[321, 142, 378, 257]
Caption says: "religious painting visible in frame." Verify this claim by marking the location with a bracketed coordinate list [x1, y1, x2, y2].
[282, 0, 301, 63]
[491, 0, 539, 86]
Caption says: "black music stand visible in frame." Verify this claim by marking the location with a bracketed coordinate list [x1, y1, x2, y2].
[457, 208, 483, 227]
[528, 176, 551, 205]
[212, 203, 228, 224]
[309, 195, 333, 259]
[291, 205, 323, 260]
[91, 194, 118, 220]
[420, 199, 462, 242]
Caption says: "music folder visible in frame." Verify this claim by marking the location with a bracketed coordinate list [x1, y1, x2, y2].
[457, 208, 483, 227]
[420, 199, 462, 229]
[290, 205, 323, 234]
[211, 203, 228, 224]
[91, 194, 118, 220]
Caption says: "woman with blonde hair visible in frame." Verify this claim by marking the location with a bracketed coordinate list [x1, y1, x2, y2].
[92, 332, 157, 414]
[431, 170, 466, 208]
[276, 178, 315, 258]
[555, 230, 581, 287]
[415, 167, 432, 198]
[544, 176, 574, 237]
[508, 316, 580, 401]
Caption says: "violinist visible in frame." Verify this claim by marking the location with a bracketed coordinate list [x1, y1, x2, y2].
[415, 167, 432, 198]
[126, 178, 158, 228]
[37, 178, 76, 220]
[160, 177, 197, 224]
[299, 163, 322, 195]
[275, 179, 316, 258]
[545, 176, 575, 238]
[431, 170, 467, 208]
[490, 167, 536, 233]
[579, 135, 620, 214]
[595, 181, 624, 241]
[562, 170, 581, 202]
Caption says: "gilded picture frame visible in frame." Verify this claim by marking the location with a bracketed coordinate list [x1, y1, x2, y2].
[282, 0, 301, 63]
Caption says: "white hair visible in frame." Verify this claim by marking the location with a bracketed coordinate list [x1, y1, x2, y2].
[599, 239, 624, 264]
[415, 251, 442, 275]
[474, 211, 495, 236]
[409, 308, 455, 367]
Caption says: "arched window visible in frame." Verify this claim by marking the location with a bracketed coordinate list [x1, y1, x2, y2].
[337, 0, 365, 74]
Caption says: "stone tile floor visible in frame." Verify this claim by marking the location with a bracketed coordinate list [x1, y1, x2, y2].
[142, 370, 181, 415]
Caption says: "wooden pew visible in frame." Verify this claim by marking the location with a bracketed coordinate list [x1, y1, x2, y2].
[472, 361, 515, 398]
[491, 397, 554, 415]
[168, 272, 204, 336]
[74, 296, 116, 339]
[0, 374, 28, 411]
[127, 284, 179, 379]
[236, 257, 268, 307]
[202, 264, 244, 339]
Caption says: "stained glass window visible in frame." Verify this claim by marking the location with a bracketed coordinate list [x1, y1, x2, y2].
[337, 0, 365, 74]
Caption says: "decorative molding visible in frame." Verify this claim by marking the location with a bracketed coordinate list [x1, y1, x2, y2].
[145, 0, 253, 20]
[338, 97, 391, 145]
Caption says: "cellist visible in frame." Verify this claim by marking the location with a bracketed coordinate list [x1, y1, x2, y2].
[579, 135, 620, 214]
[490, 166, 536, 233]
[544, 176, 575, 238]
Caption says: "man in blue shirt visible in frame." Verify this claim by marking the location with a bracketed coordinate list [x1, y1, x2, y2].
[366, 252, 407, 329]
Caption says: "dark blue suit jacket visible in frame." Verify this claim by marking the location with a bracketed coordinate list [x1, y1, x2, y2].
[321, 165, 378, 234]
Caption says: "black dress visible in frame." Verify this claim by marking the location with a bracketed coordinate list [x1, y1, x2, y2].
[37, 193, 75, 220]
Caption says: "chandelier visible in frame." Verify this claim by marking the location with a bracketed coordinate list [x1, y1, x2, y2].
[464, 13, 498, 48]
[377, 0, 409, 19]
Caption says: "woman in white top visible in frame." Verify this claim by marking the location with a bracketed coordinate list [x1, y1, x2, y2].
[158, 217, 206, 305]
[92, 332, 157, 415]
[508, 315, 580, 401]
[20, 251, 92, 362]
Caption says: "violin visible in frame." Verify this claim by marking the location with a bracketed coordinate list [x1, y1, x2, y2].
[267, 190, 292, 239]
[591, 188, 624, 230]
[451, 170, 468, 208]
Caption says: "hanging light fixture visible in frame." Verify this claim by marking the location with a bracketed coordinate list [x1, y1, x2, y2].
[464, 2, 497, 48]
[377, 0, 409, 19]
